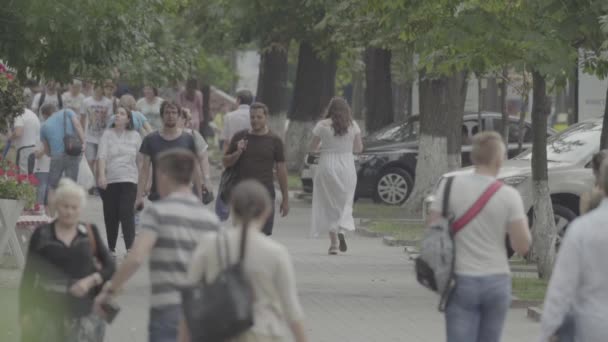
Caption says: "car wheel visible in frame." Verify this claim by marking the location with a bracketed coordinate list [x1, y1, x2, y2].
[553, 204, 577, 249]
[374, 167, 414, 205]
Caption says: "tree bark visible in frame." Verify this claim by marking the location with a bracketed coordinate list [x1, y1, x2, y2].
[285, 41, 337, 172]
[404, 71, 461, 217]
[530, 70, 556, 280]
[446, 71, 468, 171]
[364, 47, 394, 132]
[352, 68, 365, 121]
[500, 68, 509, 144]
[256, 43, 289, 138]
[484, 77, 499, 111]
[517, 71, 530, 154]
[599, 84, 608, 149]
[201, 83, 211, 139]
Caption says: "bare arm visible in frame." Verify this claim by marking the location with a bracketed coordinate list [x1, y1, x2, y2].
[80, 114, 86, 135]
[10, 127, 23, 141]
[136, 154, 151, 201]
[507, 219, 532, 256]
[309, 135, 321, 153]
[353, 133, 363, 154]
[177, 318, 190, 342]
[290, 321, 308, 342]
[276, 162, 289, 202]
[42, 140, 51, 157]
[71, 114, 86, 145]
[199, 151, 211, 187]
[223, 149, 242, 168]
[97, 159, 106, 180]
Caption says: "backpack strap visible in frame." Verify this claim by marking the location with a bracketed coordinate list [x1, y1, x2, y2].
[451, 181, 503, 234]
[57, 92, 63, 109]
[441, 177, 454, 218]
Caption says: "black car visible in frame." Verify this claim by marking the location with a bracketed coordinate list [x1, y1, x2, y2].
[300, 112, 557, 205]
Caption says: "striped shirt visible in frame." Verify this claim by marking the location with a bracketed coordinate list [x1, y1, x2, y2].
[140, 192, 219, 309]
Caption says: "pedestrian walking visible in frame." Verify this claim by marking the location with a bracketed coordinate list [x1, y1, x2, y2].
[179, 108, 212, 198]
[579, 150, 608, 214]
[309, 97, 363, 254]
[215, 90, 253, 221]
[539, 160, 608, 341]
[39, 103, 86, 213]
[23, 79, 41, 110]
[10, 108, 40, 174]
[95, 148, 219, 342]
[82, 83, 113, 192]
[62, 80, 86, 114]
[428, 131, 531, 342]
[97, 106, 141, 257]
[103, 79, 119, 113]
[136, 86, 164, 130]
[179, 180, 307, 342]
[135, 101, 202, 206]
[223, 102, 289, 235]
[20, 178, 115, 342]
[33, 140, 50, 211]
[31, 80, 63, 117]
[107, 94, 153, 136]
[177, 79, 204, 134]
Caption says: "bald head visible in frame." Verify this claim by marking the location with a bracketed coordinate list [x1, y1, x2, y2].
[471, 131, 505, 167]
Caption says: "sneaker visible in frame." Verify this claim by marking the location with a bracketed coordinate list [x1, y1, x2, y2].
[338, 233, 347, 252]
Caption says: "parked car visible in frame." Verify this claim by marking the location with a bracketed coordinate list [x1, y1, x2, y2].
[301, 112, 556, 205]
[424, 119, 602, 242]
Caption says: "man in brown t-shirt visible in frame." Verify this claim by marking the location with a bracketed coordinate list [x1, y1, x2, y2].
[223, 102, 289, 235]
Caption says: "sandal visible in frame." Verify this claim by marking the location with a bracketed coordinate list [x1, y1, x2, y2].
[338, 233, 348, 252]
[328, 246, 338, 255]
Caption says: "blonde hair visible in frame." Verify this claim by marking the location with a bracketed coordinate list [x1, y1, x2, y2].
[54, 178, 87, 207]
[471, 131, 505, 166]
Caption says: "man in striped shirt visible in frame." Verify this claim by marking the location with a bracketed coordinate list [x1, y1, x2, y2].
[95, 148, 219, 342]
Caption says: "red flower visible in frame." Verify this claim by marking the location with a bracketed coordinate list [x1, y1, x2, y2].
[0, 64, 5, 73]
[28, 174, 39, 186]
[0, 169, 5, 176]
[7, 171, 16, 178]
[17, 174, 27, 183]
[6, 74, 13, 80]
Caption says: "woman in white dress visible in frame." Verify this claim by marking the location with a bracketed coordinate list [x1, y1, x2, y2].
[309, 97, 363, 254]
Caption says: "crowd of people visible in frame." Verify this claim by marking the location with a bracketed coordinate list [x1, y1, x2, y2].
[16, 75, 603, 342]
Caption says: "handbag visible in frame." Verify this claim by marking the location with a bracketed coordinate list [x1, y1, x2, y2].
[218, 167, 238, 202]
[181, 227, 254, 341]
[63, 110, 82, 156]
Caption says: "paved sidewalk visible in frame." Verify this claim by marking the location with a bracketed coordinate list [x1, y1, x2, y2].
[75, 196, 539, 342]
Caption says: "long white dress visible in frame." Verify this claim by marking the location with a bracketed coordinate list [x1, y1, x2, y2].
[311, 119, 360, 237]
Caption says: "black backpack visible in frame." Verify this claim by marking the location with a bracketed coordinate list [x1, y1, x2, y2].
[38, 91, 63, 111]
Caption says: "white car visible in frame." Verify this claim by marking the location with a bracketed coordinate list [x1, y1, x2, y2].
[424, 119, 601, 239]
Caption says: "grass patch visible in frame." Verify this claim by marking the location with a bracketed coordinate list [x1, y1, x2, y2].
[511, 277, 548, 302]
[367, 220, 425, 241]
[287, 173, 301, 191]
[0, 287, 19, 342]
[354, 203, 406, 219]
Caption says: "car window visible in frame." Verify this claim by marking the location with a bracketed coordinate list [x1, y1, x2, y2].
[515, 121, 601, 163]
[367, 119, 420, 143]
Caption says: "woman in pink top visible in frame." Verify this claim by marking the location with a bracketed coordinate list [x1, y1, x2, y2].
[178, 79, 204, 133]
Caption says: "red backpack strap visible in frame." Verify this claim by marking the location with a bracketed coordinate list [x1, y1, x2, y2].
[452, 181, 503, 234]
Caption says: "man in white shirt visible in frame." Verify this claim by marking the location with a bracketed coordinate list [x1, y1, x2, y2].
[10, 108, 40, 174]
[82, 84, 114, 188]
[222, 89, 253, 153]
[30, 80, 63, 117]
[62, 79, 86, 115]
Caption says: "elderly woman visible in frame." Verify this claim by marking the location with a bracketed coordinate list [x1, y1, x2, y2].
[540, 160, 608, 341]
[20, 178, 115, 342]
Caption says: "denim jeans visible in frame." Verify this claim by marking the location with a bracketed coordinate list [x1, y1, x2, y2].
[35, 172, 49, 205]
[148, 306, 181, 342]
[215, 196, 230, 222]
[445, 274, 511, 342]
[48, 154, 81, 189]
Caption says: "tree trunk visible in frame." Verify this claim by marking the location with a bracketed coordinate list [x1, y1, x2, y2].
[392, 82, 411, 122]
[517, 71, 530, 154]
[530, 70, 556, 280]
[484, 77, 499, 111]
[256, 43, 289, 139]
[201, 83, 211, 139]
[500, 68, 509, 145]
[446, 71, 468, 171]
[404, 71, 456, 217]
[285, 42, 337, 172]
[477, 76, 483, 129]
[364, 47, 394, 132]
[352, 68, 365, 121]
[599, 84, 608, 149]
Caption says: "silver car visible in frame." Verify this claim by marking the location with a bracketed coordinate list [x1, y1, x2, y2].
[424, 119, 601, 238]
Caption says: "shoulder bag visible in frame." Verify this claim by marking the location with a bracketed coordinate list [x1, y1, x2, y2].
[181, 227, 254, 341]
[63, 110, 82, 156]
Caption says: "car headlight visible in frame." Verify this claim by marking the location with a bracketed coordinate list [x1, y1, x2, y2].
[501, 176, 527, 187]
[356, 154, 375, 164]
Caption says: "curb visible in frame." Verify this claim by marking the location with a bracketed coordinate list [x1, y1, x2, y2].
[355, 226, 383, 238]
[526, 306, 543, 322]
[511, 298, 543, 309]
[383, 236, 420, 247]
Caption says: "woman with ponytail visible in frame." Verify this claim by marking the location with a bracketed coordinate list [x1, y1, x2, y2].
[180, 180, 308, 342]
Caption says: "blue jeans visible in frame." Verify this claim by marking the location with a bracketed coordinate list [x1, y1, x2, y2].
[215, 196, 230, 222]
[35, 172, 49, 205]
[148, 306, 181, 342]
[445, 274, 511, 342]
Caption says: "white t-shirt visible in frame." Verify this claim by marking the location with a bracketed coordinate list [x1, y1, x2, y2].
[430, 174, 527, 276]
[136, 97, 164, 130]
[97, 129, 142, 184]
[13, 109, 40, 149]
[62, 92, 86, 115]
[30, 92, 62, 117]
[223, 105, 251, 143]
[82, 96, 114, 144]
[33, 140, 50, 173]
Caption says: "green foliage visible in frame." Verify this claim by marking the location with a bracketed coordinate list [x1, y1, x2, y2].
[0, 65, 24, 132]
